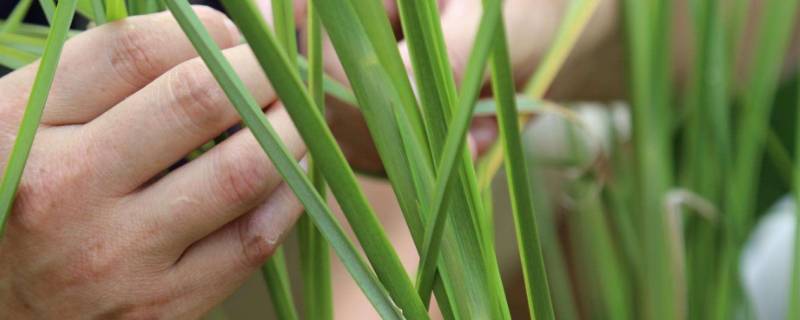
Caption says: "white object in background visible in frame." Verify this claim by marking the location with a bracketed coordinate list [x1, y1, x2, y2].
[741, 195, 796, 320]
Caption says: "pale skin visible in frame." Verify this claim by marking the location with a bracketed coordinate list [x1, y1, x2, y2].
[1, 0, 797, 319]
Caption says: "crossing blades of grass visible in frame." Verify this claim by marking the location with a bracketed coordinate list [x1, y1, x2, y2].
[414, 0, 503, 303]
[163, 1, 405, 318]
[38, 0, 55, 24]
[487, 14, 555, 320]
[394, 0, 509, 317]
[104, 0, 127, 22]
[212, 1, 430, 318]
[257, 1, 301, 319]
[394, 0, 457, 151]
[477, 0, 600, 193]
[0, 0, 78, 238]
[296, 1, 332, 319]
[309, 0, 510, 318]
[0, 0, 34, 34]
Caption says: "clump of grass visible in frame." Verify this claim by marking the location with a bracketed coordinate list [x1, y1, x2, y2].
[3, 0, 800, 319]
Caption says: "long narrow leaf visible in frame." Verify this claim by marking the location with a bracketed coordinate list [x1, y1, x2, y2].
[414, 0, 503, 301]
[304, 0, 511, 317]
[163, 2, 404, 318]
[789, 50, 800, 320]
[90, 0, 106, 25]
[622, 0, 679, 318]
[216, 1, 430, 319]
[297, 1, 332, 318]
[260, 250, 299, 320]
[0, 0, 34, 34]
[38, 0, 55, 24]
[0, 44, 38, 69]
[488, 14, 555, 320]
[0, 0, 78, 237]
[104, 0, 128, 22]
[258, 1, 301, 318]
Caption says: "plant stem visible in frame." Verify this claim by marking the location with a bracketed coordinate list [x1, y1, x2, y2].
[298, 1, 332, 318]
[488, 12, 555, 320]
[260, 249, 299, 320]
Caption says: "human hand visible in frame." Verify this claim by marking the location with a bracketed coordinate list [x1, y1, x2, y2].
[0, 7, 305, 319]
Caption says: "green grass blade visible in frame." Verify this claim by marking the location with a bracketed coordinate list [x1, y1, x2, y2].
[393, 12, 511, 317]
[414, 0, 503, 302]
[0, 0, 34, 34]
[298, 2, 332, 318]
[75, 0, 105, 23]
[260, 248, 299, 320]
[270, 0, 297, 59]
[576, 182, 633, 320]
[310, 0, 429, 241]
[258, 1, 301, 318]
[0, 44, 38, 69]
[302, 0, 510, 317]
[38, 0, 55, 24]
[727, 0, 800, 237]
[477, 0, 599, 199]
[215, 1, 430, 318]
[90, 0, 106, 25]
[487, 15, 554, 320]
[104, 0, 128, 22]
[622, 0, 679, 318]
[394, 0, 458, 151]
[572, 181, 632, 320]
[0, 0, 78, 237]
[163, 2, 404, 318]
[524, 0, 600, 97]
[296, 57, 357, 106]
[789, 52, 800, 320]
[0, 32, 47, 56]
[347, 0, 430, 156]
[127, 0, 159, 15]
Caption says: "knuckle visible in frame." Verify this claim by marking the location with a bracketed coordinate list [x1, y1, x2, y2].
[213, 148, 271, 206]
[166, 61, 227, 132]
[236, 217, 277, 269]
[108, 25, 162, 87]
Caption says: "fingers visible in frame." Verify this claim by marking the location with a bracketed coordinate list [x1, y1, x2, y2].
[169, 182, 303, 303]
[0, 6, 240, 126]
[128, 105, 305, 252]
[81, 44, 276, 195]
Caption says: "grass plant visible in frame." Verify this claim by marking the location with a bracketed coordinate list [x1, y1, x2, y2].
[2, 0, 800, 319]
